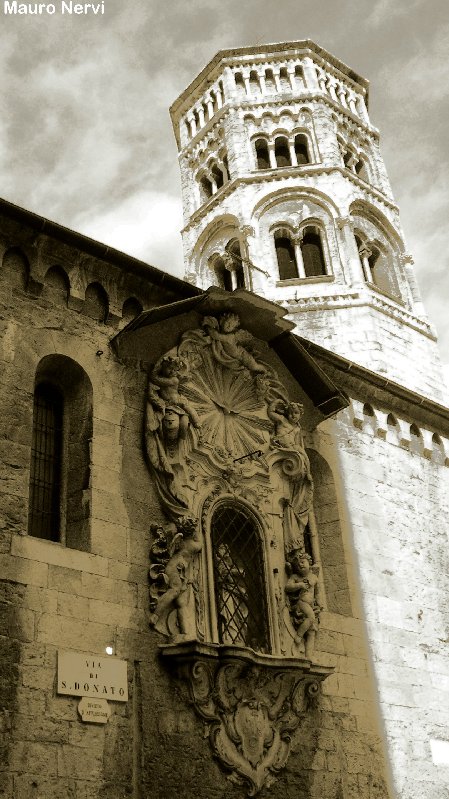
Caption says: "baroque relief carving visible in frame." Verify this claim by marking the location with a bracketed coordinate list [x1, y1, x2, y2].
[161, 642, 333, 796]
[145, 310, 321, 658]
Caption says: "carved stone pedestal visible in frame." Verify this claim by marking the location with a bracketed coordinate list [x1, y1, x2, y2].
[160, 641, 334, 796]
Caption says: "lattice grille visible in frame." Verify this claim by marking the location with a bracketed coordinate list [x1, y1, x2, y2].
[28, 383, 63, 541]
[211, 504, 270, 652]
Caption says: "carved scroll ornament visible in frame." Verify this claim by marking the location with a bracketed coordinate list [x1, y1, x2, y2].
[161, 642, 333, 796]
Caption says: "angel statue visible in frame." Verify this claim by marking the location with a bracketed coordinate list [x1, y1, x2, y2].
[145, 355, 201, 516]
[268, 399, 313, 554]
[202, 313, 266, 375]
[149, 516, 202, 641]
[285, 551, 322, 659]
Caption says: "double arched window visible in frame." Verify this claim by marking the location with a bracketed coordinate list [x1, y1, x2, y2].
[28, 356, 93, 548]
[210, 239, 245, 290]
[354, 231, 400, 299]
[210, 502, 270, 652]
[253, 131, 312, 170]
[274, 225, 327, 281]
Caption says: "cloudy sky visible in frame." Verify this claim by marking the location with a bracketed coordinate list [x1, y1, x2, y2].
[1, 0, 448, 380]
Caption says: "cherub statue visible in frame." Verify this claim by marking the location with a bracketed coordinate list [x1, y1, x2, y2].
[145, 356, 201, 515]
[268, 399, 305, 450]
[149, 516, 202, 641]
[202, 313, 266, 375]
[285, 551, 322, 659]
[148, 355, 201, 438]
[268, 399, 313, 554]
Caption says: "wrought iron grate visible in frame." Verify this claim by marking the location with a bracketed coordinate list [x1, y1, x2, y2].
[28, 382, 63, 541]
[211, 504, 270, 652]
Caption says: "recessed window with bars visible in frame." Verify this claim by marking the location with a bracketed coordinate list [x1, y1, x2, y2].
[211, 503, 270, 652]
[28, 382, 63, 541]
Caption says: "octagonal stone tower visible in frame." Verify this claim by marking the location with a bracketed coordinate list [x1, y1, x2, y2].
[170, 41, 445, 402]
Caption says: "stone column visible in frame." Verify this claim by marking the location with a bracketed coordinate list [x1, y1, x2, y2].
[268, 141, 277, 169]
[337, 217, 365, 286]
[293, 235, 306, 279]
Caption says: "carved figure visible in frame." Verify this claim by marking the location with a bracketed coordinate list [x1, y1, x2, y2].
[149, 516, 202, 641]
[148, 355, 201, 438]
[268, 399, 313, 553]
[202, 313, 266, 374]
[145, 356, 200, 515]
[285, 552, 321, 659]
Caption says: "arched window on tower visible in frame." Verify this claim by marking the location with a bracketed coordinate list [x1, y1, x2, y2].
[226, 239, 245, 288]
[301, 226, 327, 277]
[249, 70, 260, 94]
[294, 133, 310, 165]
[294, 64, 305, 85]
[275, 231, 298, 280]
[28, 356, 93, 548]
[212, 257, 233, 292]
[234, 72, 246, 98]
[264, 68, 275, 92]
[199, 175, 213, 203]
[210, 502, 270, 652]
[255, 138, 270, 170]
[278, 66, 290, 92]
[211, 164, 224, 190]
[355, 157, 369, 182]
[274, 136, 291, 168]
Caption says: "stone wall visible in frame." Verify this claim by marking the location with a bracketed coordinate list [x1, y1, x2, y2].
[308, 390, 449, 799]
[0, 214, 394, 798]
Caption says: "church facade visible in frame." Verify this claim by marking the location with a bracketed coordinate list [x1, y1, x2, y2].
[0, 41, 448, 799]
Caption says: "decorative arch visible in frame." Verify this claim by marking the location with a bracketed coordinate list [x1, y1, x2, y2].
[42, 265, 70, 306]
[1, 247, 30, 290]
[84, 281, 109, 323]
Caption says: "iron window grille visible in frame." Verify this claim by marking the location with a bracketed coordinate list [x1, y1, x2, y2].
[211, 503, 270, 652]
[28, 382, 63, 541]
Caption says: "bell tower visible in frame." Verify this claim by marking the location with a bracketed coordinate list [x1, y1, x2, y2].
[170, 41, 444, 402]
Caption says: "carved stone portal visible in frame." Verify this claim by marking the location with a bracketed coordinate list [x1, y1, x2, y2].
[161, 642, 334, 796]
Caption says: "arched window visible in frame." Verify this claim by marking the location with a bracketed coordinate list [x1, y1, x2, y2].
[275, 232, 298, 280]
[301, 226, 326, 277]
[28, 356, 93, 548]
[249, 70, 260, 94]
[255, 138, 270, 170]
[199, 176, 213, 202]
[294, 133, 310, 165]
[294, 64, 304, 84]
[274, 136, 291, 168]
[213, 257, 233, 291]
[28, 382, 64, 541]
[234, 72, 245, 97]
[264, 68, 275, 91]
[211, 164, 224, 190]
[355, 157, 369, 182]
[278, 66, 290, 91]
[211, 503, 270, 652]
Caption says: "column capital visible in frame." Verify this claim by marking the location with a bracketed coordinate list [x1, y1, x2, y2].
[336, 216, 353, 231]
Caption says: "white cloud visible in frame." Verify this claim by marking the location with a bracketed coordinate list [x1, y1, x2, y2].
[75, 189, 185, 276]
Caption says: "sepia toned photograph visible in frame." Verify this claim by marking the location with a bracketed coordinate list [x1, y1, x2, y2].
[0, 1, 448, 797]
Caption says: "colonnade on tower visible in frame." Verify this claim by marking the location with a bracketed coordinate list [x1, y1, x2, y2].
[170, 41, 445, 402]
